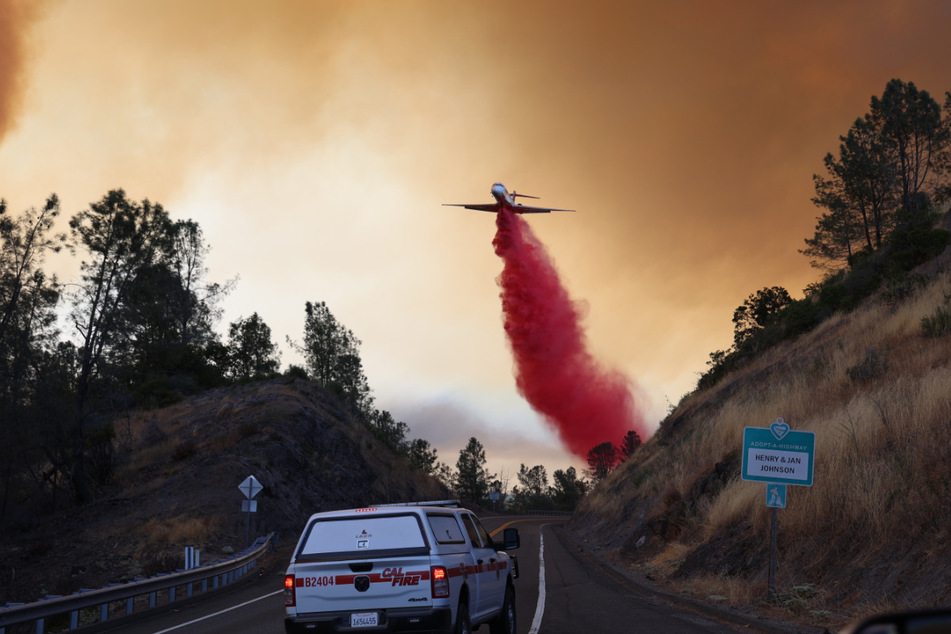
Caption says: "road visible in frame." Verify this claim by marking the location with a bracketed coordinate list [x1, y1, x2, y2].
[106, 517, 753, 634]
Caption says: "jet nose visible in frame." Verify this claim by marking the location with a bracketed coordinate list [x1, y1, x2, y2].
[491, 183, 506, 197]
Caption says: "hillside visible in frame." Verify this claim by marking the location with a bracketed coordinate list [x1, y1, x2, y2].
[569, 243, 951, 629]
[0, 378, 448, 604]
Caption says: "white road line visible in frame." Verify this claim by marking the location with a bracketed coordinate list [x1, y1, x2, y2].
[527, 529, 546, 634]
[152, 589, 283, 633]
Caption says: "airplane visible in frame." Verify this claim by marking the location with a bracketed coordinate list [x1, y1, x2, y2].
[443, 182, 575, 214]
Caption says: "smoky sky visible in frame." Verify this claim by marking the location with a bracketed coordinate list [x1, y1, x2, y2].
[5, 0, 951, 475]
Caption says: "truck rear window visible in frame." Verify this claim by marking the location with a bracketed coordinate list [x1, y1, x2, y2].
[427, 514, 466, 544]
[297, 514, 428, 561]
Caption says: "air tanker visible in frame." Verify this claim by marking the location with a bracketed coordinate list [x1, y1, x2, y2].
[444, 182, 574, 214]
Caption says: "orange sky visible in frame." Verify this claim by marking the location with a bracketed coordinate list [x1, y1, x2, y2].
[4, 0, 951, 479]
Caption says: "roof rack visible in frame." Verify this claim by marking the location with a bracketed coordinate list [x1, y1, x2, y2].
[374, 500, 462, 508]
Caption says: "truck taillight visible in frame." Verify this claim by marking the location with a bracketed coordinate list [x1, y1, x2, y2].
[284, 574, 296, 607]
[431, 566, 450, 598]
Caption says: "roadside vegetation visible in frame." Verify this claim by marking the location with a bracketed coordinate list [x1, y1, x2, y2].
[571, 78, 951, 629]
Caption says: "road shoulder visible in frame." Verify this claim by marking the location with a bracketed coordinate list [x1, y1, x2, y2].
[553, 525, 830, 634]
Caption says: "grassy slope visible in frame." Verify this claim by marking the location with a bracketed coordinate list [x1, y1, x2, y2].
[570, 253, 951, 630]
[0, 377, 448, 604]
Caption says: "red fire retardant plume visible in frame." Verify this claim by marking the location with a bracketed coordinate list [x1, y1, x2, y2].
[493, 208, 648, 459]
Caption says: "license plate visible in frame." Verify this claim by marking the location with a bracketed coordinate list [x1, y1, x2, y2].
[350, 612, 379, 628]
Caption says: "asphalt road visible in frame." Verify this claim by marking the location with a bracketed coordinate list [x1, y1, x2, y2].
[103, 516, 756, 634]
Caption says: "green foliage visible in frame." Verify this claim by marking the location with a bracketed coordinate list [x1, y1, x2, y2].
[732, 287, 793, 352]
[225, 312, 281, 381]
[284, 364, 309, 379]
[586, 441, 617, 482]
[407, 438, 438, 474]
[293, 301, 372, 415]
[516, 464, 549, 508]
[454, 437, 494, 504]
[881, 272, 930, 306]
[846, 348, 889, 384]
[366, 409, 409, 455]
[550, 466, 586, 511]
[619, 430, 642, 460]
[921, 291, 951, 337]
[888, 226, 951, 271]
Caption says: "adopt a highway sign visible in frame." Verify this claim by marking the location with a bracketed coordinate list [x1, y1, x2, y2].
[742, 418, 815, 486]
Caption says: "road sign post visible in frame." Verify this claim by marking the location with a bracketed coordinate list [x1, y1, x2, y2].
[742, 419, 815, 601]
[238, 475, 264, 548]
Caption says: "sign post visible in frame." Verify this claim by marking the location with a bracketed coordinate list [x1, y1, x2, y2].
[238, 475, 264, 548]
[742, 419, 815, 600]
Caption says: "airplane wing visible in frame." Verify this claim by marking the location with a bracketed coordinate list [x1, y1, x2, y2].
[513, 204, 575, 213]
[442, 203, 501, 212]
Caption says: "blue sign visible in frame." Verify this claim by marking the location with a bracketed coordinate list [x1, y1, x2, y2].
[742, 418, 815, 486]
[765, 484, 787, 508]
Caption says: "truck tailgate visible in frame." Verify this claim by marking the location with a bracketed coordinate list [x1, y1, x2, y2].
[292, 557, 434, 612]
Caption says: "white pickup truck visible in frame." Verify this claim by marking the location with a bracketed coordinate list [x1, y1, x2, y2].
[283, 501, 520, 634]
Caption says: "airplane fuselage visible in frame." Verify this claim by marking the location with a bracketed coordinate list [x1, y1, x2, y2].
[491, 182, 514, 208]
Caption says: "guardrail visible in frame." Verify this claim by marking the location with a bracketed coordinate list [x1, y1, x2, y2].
[0, 533, 274, 634]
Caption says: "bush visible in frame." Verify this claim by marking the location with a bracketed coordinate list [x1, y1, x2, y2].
[921, 292, 951, 337]
[882, 273, 929, 306]
[889, 227, 951, 271]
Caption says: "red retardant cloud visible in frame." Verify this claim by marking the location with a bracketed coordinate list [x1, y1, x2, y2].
[492, 208, 649, 459]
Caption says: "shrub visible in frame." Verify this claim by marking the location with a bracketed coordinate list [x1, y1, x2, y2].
[921, 293, 951, 337]
[889, 227, 951, 271]
[847, 349, 889, 383]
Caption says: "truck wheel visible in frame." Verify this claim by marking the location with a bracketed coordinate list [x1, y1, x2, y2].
[489, 586, 516, 634]
[454, 600, 472, 634]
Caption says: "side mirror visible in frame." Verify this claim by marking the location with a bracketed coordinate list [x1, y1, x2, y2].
[501, 527, 520, 550]
[846, 609, 951, 634]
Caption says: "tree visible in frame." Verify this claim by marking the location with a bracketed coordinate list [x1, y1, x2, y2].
[586, 441, 617, 482]
[619, 430, 642, 460]
[293, 300, 372, 414]
[167, 220, 231, 349]
[225, 313, 280, 381]
[731, 286, 792, 351]
[551, 466, 586, 511]
[454, 437, 494, 504]
[97, 216, 230, 403]
[803, 118, 896, 269]
[0, 196, 65, 406]
[68, 190, 176, 501]
[367, 408, 409, 455]
[0, 196, 67, 521]
[869, 79, 948, 218]
[517, 464, 549, 508]
[803, 79, 951, 270]
[434, 461, 454, 491]
[408, 438, 438, 474]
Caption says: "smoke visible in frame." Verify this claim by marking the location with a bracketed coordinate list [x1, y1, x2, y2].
[0, 0, 49, 144]
[493, 208, 648, 460]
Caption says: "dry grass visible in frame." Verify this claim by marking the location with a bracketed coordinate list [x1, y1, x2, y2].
[678, 573, 758, 606]
[578, 263, 951, 622]
[134, 515, 221, 544]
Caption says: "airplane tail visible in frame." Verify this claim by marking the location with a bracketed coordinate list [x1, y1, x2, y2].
[510, 191, 539, 201]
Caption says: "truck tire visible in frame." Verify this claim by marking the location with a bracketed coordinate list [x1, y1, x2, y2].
[489, 586, 516, 634]
[454, 600, 472, 634]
